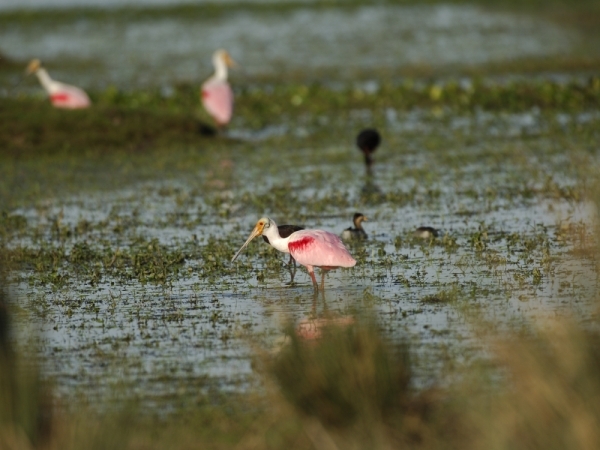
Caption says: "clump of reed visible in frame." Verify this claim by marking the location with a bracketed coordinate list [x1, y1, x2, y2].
[268, 312, 600, 450]
[267, 320, 448, 449]
[467, 319, 600, 450]
[271, 321, 411, 427]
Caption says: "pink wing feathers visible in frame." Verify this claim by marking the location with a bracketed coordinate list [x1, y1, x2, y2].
[201, 79, 234, 125]
[288, 230, 356, 268]
[50, 84, 91, 109]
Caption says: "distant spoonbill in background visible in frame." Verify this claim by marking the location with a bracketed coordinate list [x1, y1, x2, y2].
[341, 213, 368, 240]
[26, 59, 91, 109]
[356, 128, 381, 174]
[232, 217, 356, 292]
[201, 49, 237, 129]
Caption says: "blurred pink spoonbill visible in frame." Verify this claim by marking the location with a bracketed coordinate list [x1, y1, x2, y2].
[26, 59, 91, 109]
[201, 49, 237, 129]
[232, 217, 356, 293]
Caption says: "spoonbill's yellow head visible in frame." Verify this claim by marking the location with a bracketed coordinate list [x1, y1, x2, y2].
[231, 217, 271, 262]
[214, 49, 238, 69]
[26, 59, 41, 75]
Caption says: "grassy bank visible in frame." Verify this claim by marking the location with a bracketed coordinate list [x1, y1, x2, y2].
[2, 77, 600, 158]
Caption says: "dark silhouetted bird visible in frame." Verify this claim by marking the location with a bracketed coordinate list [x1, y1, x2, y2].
[356, 128, 381, 174]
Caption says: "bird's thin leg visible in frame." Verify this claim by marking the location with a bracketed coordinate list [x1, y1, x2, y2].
[320, 270, 326, 291]
[308, 268, 319, 293]
[285, 255, 297, 285]
[364, 150, 373, 176]
[215, 123, 226, 137]
[288, 263, 297, 285]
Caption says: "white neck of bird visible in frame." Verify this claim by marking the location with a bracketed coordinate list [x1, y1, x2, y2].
[35, 68, 56, 92]
[263, 221, 291, 253]
[212, 55, 228, 81]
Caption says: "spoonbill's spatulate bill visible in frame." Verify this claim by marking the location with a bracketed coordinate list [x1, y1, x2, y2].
[341, 213, 368, 240]
[26, 59, 91, 109]
[201, 49, 236, 128]
[232, 217, 356, 292]
[356, 128, 381, 173]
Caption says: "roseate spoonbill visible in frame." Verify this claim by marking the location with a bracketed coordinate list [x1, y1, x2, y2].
[26, 59, 91, 109]
[232, 217, 356, 292]
[341, 213, 368, 240]
[201, 49, 236, 129]
[356, 128, 381, 174]
[414, 226, 439, 239]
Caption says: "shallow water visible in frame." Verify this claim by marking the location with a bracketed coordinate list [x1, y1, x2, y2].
[6, 106, 599, 406]
[2, 0, 599, 410]
[1, 4, 577, 89]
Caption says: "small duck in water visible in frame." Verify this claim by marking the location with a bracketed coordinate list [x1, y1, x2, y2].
[414, 226, 439, 239]
[341, 213, 368, 240]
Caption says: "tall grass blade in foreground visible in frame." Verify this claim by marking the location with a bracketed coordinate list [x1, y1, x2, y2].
[267, 320, 448, 449]
[271, 321, 411, 427]
[0, 280, 53, 449]
[465, 320, 600, 450]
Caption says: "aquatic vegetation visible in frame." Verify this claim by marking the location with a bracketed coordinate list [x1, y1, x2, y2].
[2, 75, 600, 159]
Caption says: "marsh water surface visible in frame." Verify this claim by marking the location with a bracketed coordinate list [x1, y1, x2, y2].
[2, 1, 600, 411]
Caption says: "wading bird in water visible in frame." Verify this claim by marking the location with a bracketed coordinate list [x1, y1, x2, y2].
[414, 226, 439, 239]
[232, 217, 356, 293]
[341, 213, 368, 240]
[356, 128, 381, 174]
[201, 49, 236, 130]
[26, 59, 91, 109]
